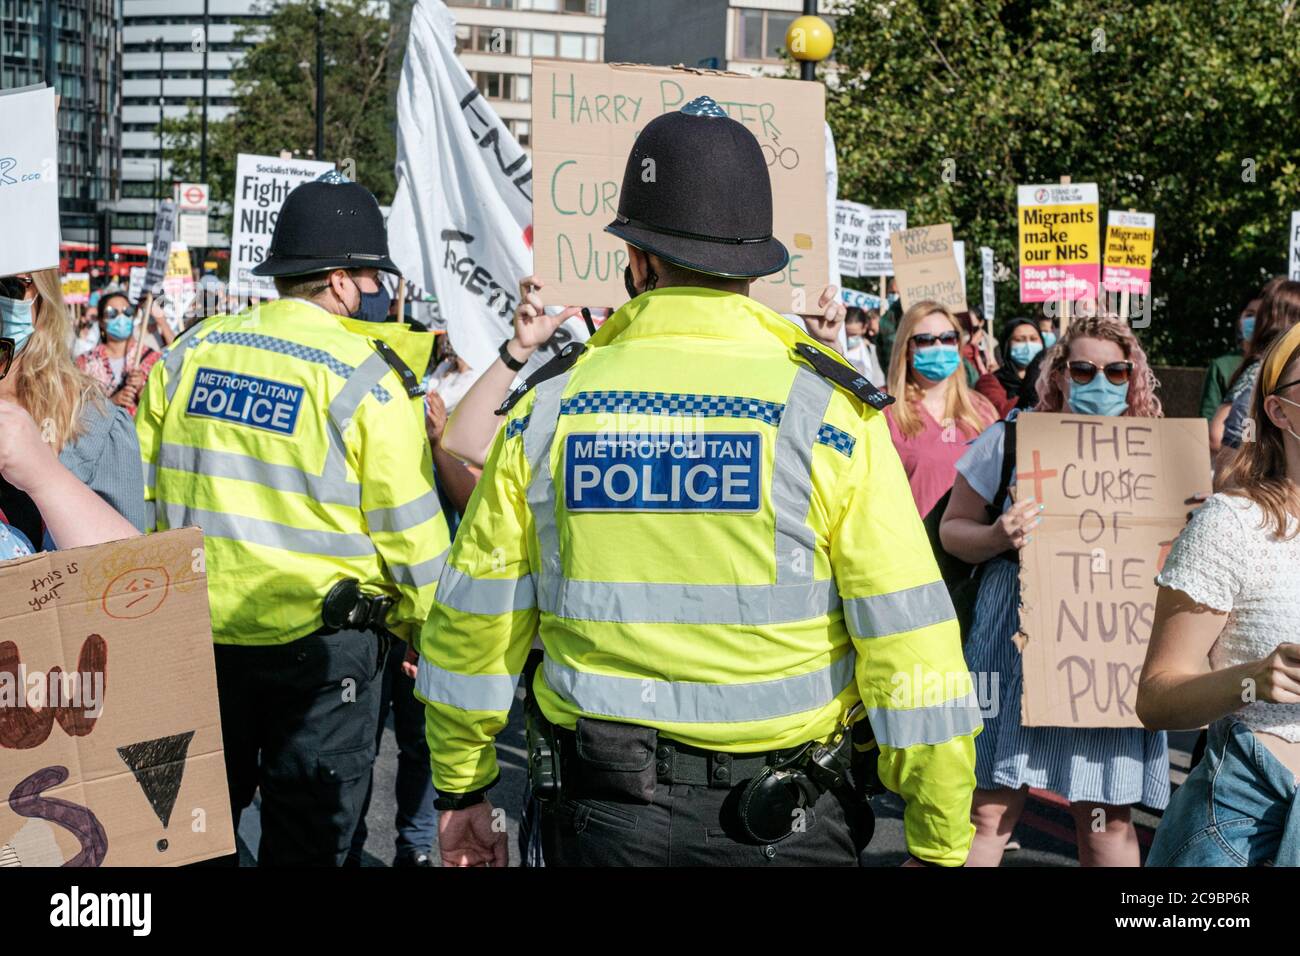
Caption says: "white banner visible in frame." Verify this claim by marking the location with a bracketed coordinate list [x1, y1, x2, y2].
[229, 153, 333, 300]
[0, 86, 59, 277]
[953, 239, 967, 294]
[834, 200, 870, 279]
[1290, 211, 1300, 282]
[387, 0, 536, 373]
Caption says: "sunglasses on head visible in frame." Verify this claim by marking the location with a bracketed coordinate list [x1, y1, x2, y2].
[0, 275, 32, 300]
[911, 331, 960, 348]
[0, 336, 13, 382]
[1068, 360, 1133, 386]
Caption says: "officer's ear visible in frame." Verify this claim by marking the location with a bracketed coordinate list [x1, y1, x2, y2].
[626, 244, 652, 292]
[323, 269, 357, 315]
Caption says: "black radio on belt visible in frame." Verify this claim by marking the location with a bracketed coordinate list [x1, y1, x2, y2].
[322, 578, 394, 634]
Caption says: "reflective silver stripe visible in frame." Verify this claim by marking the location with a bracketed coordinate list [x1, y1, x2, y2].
[524, 374, 572, 612]
[844, 581, 957, 639]
[325, 350, 393, 486]
[867, 692, 983, 748]
[161, 503, 377, 557]
[543, 577, 839, 625]
[416, 658, 519, 712]
[365, 489, 443, 535]
[144, 500, 156, 531]
[543, 652, 855, 724]
[159, 442, 361, 506]
[163, 332, 204, 402]
[772, 367, 833, 586]
[143, 460, 157, 490]
[437, 565, 536, 615]
[389, 549, 449, 589]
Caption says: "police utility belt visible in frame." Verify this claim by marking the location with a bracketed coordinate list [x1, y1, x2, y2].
[527, 688, 879, 845]
[320, 578, 394, 636]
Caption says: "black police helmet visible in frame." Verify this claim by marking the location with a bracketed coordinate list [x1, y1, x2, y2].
[252, 171, 400, 278]
[605, 95, 789, 280]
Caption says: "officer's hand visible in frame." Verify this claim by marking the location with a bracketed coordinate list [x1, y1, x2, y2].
[438, 801, 508, 868]
[514, 275, 581, 353]
[402, 643, 419, 680]
[991, 496, 1042, 551]
[0, 399, 59, 493]
[425, 389, 447, 445]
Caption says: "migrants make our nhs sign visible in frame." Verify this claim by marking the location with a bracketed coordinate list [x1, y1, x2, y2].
[564, 433, 762, 513]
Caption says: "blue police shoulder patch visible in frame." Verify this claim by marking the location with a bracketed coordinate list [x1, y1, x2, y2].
[564, 432, 762, 513]
[185, 367, 305, 436]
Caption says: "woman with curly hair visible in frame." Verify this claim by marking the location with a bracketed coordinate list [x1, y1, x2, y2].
[939, 316, 1169, 866]
[0, 269, 145, 549]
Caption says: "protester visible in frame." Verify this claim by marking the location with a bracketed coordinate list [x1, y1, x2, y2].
[420, 98, 979, 869]
[1139, 323, 1300, 865]
[940, 315, 1169, 867]
[0, 399, 139, 551]
[71, 301, 101, 360]
[986, 317, 1045, 413]
[427, 332, 477, 415]
[1199, 298, 1255, 419]
[0, 270, 146, 543]
[884, 300, 998, 519]
[1215, 278, 1300, 459]
[75, 291, 161, 415]
[1036, 314, 1059, 350]
[843, 305, 884, 383]
[799, 285, 848, 349]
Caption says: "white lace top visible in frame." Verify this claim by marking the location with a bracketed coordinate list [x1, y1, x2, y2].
[1156, 493, 1300, 741]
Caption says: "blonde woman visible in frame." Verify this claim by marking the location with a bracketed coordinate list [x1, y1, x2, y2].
[0, 270, 145, 548]
[884, 300, 998, 518]
[1139, 324, 1300, 865]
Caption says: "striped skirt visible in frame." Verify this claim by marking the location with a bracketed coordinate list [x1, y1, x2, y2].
[964, 558, 1170, 809]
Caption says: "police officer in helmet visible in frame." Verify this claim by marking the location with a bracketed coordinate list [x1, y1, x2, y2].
[136, 171, 451, 866]
[418, 98, 979, 867]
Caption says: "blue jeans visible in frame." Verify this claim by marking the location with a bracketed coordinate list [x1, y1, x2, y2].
[348, 639, 438, 862]
[1148, 717, 1300, 866]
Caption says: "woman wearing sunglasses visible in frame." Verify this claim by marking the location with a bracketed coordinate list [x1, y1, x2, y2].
[0, 270, 146, 550]
[75, 290, 162, 416]
[940, 315, 1169, 866]
[883, 300, 998, 519]
[1138, 325, 1300, 866]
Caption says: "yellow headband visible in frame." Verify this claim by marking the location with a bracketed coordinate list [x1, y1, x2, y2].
[1262, 322, 1300, 394]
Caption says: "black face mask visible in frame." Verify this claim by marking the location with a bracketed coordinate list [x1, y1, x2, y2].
[863, 328, 878, 343]
[623, 264, 657, 301]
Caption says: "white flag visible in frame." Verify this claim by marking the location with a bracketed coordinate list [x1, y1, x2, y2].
[387, 0, 535, 373]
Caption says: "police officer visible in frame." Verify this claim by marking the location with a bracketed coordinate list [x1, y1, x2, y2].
[136, 173, 451, 866]
[417, 98, 980, 867]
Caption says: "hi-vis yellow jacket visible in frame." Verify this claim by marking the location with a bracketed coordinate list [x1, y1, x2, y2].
[417, 287, 981, 865]
[136, 298, 450, 645]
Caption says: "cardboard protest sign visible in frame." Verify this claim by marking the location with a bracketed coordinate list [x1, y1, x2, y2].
[127, 267, 147, 308]
[0, 528, 234, 866]
[861, 209, 906, 276]
[0, 86, 60, 277]
[143, 201, 177, 298]
[1017, 183, 1100, 303]
[980, 245, 995, 323]
[162, 243, 196, 332]
[1289, 211, 1300, 282]
[834, 200, 869, 278]
[531, 61, 828, 316]
[889, 223, 967, 314]
[1102, 211, 1155, 295]
[61, 273, 91, 305]
[1016, 414, 1210, 728]
[840, 287, 881, 311]
[229, 153, 334, 299]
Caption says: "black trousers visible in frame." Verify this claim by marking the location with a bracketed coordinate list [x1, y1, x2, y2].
[539, 782, 860, 867]
[214, 629, 386, 867]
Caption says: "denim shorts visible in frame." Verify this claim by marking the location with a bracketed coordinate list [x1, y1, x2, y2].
[1147, 718, 1300, 867]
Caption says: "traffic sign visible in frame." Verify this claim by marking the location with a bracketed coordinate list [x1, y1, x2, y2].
[175, 182, 210, 212]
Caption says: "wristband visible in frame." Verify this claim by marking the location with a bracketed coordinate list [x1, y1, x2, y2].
[499, 340, 526, 372]
[433, 775, 498, 811]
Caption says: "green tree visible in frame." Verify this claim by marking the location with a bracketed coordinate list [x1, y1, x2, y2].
[827, 0, 1300, 365]
[163, 0, 409, 220]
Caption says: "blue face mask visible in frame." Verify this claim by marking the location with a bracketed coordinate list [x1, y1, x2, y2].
[1068, 375, 1130, 417]
[106, 315, 135, 341]
[1010, 340, 1043, 368]
[912, 344, 961, 382]
[0, 295, 36, 352]
[1240, 315, 1255, 343]
[1041, 331, 1058, 349]
[352, 277, 391, 323]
